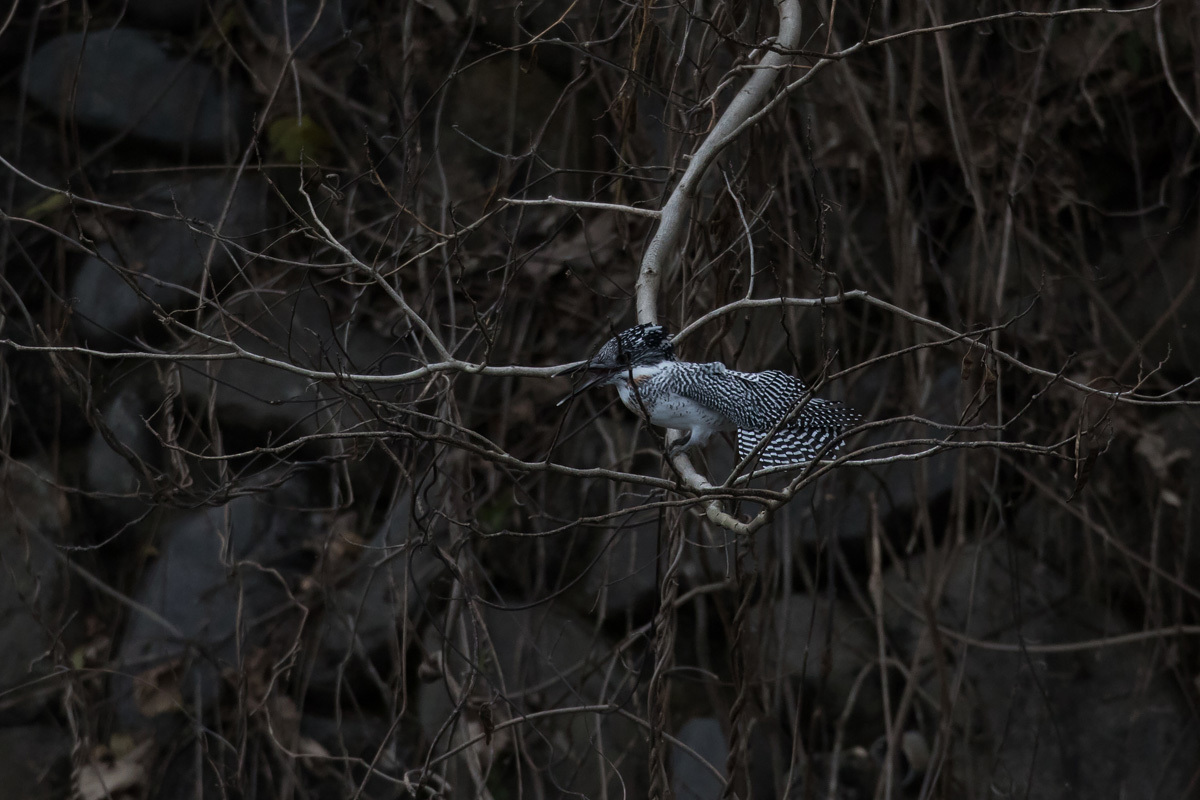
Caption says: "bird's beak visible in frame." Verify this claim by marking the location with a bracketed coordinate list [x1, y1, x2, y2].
[551, 359, 589, 378]
[556, 360, 611, 407]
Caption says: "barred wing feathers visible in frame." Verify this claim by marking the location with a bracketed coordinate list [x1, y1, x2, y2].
[673, 362, 858, 466]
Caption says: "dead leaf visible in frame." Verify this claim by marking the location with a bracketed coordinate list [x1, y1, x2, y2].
[1134, 432, 1190, 480]
[75, 740, 153, 800]
[297, 737, 331, 759]
[266, 695, 302, 749]
[133, 659, 185, 718]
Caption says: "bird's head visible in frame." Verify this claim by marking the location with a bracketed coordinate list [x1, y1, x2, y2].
[589, 324, 675, 371]
[558, 324, 675, 405]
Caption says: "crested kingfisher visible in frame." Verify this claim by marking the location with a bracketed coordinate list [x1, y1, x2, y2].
[560, 324, 859, 467]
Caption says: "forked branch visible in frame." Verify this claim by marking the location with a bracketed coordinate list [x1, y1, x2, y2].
[635, 0, 804, 324]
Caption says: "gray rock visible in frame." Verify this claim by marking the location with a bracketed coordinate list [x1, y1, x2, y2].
[429, 55, 600, 209]
[111, 476, 320, 729]
[886, 540, 1199, 799]
[833, 361, 961, 535]
[71, 243, 154, 347]
[126, 0, 208, 31]
[750, 594, 878, 729]
[417, 606, 646, 798]
[178, 287, 411, 448]
[70, 175, 267, 347]
[0, 462, 67, 699]
[742, 362, 961, 584]
[437, 0, 584, 79]
[0, 725, 72, 800]
[672, 718, 728, 800]
[0, 3, 43, 66]
[300, 714, 404, 798]
[84, 389, 160, 522]
[252, 0, 361, 55]
[1093, 217, 1200, 379]
[310, 489, 443, 692]
[149, 739, 226, 800]
[26, 29, 249, 152]
[578, 497, 660, 616]
[3, 334, 90, 456]
[178, 289, 336, 442]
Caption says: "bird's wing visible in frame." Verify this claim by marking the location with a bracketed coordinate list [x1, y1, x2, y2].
[669, 363, 806, 430]
[673, 362, 858, 465]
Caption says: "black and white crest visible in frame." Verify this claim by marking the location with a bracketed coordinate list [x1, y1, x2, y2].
[589, 324, 675, 370]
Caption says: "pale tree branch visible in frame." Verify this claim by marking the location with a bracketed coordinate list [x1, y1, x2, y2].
[502, 196, 662, 218]
[636, 0, 804, 324]
[1154, 2, 1200, 136]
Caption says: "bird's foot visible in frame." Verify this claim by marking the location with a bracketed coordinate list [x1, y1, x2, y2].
[666, 430, 693, 459]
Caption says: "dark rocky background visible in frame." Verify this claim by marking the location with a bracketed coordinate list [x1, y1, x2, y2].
[1, 0, 1199, 798]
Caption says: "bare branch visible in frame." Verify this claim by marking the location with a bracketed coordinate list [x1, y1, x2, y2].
[503, 196, 662, 218]
[636, 0, 804, 323]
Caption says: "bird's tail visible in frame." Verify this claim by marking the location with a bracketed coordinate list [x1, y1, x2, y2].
[737, 413, 859, 468]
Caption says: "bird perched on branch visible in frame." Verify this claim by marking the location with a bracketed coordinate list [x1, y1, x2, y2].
[560, 324, 859, 467]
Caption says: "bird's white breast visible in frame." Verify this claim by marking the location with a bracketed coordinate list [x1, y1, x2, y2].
[614, 365, 731, 433]
[612, 366, 659, 416]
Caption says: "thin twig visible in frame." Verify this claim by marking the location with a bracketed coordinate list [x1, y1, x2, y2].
[503, 196, 662, 218]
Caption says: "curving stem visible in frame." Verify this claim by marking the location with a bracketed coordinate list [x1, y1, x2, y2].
[635, 0, 804, 324]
